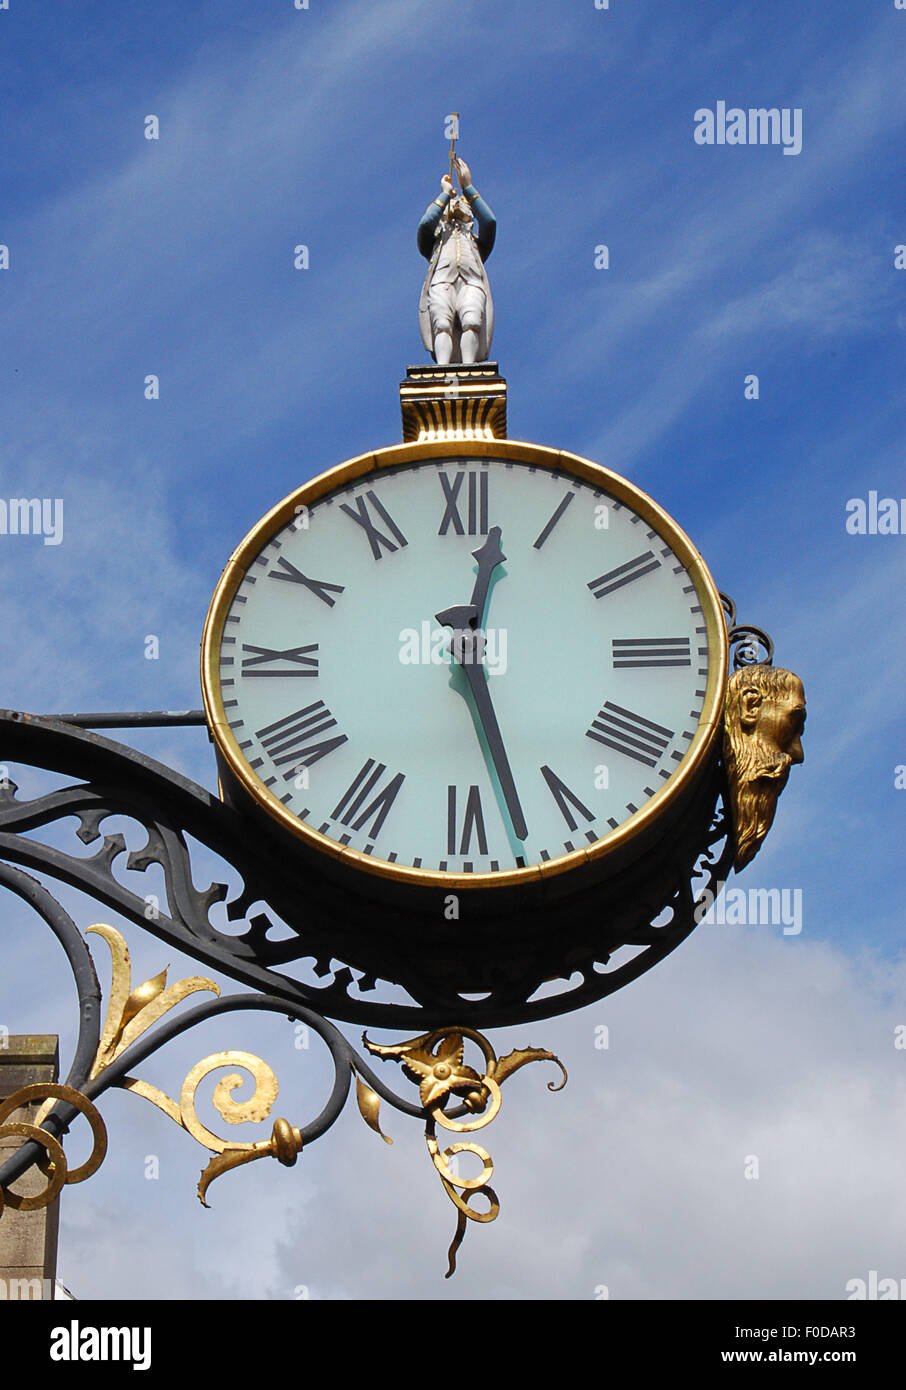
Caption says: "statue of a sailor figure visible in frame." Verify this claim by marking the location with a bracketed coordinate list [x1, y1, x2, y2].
[418, 155, 496, 365]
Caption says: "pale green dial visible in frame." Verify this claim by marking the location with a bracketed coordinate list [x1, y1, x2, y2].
[209, 452, 719, 881]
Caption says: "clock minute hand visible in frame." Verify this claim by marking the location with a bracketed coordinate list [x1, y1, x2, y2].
[435, 526, 528, 843]
[456, 657, 528, 843]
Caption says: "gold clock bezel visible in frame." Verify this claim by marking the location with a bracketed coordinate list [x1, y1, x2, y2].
[201, 439, 728, 892]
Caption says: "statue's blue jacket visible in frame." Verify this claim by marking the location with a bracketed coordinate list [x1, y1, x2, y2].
[417, 186, 497, 261]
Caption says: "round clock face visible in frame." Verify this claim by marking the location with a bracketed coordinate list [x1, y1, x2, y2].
[202, 441, 727, 889]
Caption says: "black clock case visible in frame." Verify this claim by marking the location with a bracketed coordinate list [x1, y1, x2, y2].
[213, 743, 724, 1019]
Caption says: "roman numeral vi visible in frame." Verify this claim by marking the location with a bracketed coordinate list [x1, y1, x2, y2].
[447, 784, 489, 855]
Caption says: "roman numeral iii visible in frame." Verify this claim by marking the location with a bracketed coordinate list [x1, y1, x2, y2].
[611, 637, 691, 668]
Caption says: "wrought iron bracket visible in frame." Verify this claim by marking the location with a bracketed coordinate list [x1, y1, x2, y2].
[0, 589, 786, 1272]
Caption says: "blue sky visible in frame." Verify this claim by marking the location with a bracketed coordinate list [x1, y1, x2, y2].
[1, 0, 905, 1301]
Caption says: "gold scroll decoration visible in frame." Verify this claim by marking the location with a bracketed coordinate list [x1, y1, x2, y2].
[37, 924, 298, 1210]
[359, 1027, 566, 1276]
[0, 1083, 107, 1219]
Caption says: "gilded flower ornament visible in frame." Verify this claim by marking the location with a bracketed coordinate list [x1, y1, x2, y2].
[397, 1032, 488, 1111]
[361, 1026, 566, 1273]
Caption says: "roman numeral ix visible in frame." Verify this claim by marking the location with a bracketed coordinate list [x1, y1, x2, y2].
[586, 701, 674, 766]
[241, 643, 319, 677]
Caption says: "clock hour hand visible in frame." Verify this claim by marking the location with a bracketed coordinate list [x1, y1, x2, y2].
[435, 526, 505, 631]
[435, 526, 527, 843]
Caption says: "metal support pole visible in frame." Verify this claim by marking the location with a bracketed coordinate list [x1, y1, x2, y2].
[0, 1036, 60, 1300]
[45, 710, 206, 728]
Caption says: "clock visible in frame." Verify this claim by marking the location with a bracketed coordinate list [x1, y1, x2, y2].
[201, 439, 727, 921]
